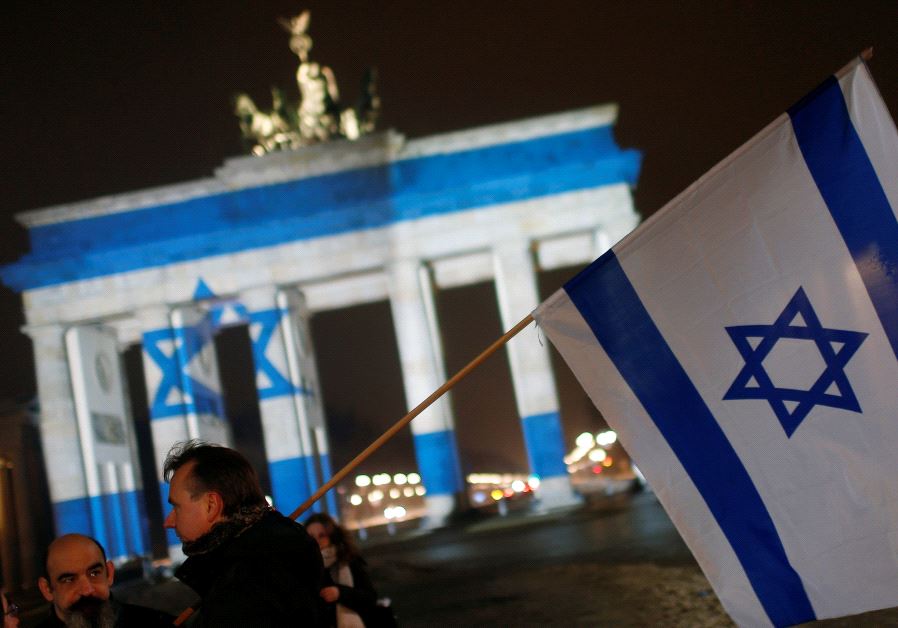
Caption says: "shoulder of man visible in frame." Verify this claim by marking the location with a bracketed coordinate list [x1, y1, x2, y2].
[177, 511, 319, 590]
[235, 510, 320, 558]
[194, 556, 323, 627]
[197, 513, 324, 625]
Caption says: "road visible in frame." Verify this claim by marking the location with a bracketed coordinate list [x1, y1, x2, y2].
[360, 490, 898, 627]
[108, 489, 898, 627]
[362, 490, 728, 626]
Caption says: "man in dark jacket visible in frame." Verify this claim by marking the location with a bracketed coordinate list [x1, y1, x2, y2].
[163, 440, 324, 626]
[36, 534, 172, 627]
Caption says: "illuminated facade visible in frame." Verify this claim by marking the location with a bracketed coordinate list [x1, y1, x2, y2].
[1, 105, 641, 562]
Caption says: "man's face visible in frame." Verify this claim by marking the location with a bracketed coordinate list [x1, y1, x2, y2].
[38, 535, 114, 622]
[164, 461, 219, 543]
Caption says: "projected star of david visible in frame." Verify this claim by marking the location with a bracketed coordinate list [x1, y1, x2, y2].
[143, 323, 223, 419]
[723, 287, 868, 437]
[249, 308, 299, 400]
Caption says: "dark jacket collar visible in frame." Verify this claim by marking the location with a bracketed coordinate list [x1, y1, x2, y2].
[175, 510, 309, 596]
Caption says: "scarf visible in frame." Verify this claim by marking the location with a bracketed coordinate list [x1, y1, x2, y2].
[321, 545, 338, 568]
[182, 503, 272, 556]
[320, 548, 365, 628]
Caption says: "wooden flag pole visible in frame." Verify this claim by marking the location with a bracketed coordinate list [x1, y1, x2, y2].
[287, 312, 535, 521]
[173, 313, 535, 625]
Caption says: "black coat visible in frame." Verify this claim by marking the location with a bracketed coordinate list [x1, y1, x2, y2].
[176, 510, 325, 626]
[321, 557, 398, 628]
[34, 598, 174, 627]
[321, 557, 378, 626]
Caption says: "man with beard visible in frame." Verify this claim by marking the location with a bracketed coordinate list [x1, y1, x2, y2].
[163, 440, 324, 625]
[36, 534, 173, 627]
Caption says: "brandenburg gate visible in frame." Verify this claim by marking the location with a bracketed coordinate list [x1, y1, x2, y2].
[0, 12, 641, 563]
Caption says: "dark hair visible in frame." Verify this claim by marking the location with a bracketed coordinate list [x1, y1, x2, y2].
[305, 512, 362, 564]
[43, 535, 107, 579]
[163, 440, 266, 516]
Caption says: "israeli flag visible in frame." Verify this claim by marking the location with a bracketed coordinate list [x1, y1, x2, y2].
[534, 58, 898, 627]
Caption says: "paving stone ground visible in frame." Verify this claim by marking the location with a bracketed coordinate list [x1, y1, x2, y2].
[101, 493, 898, 626]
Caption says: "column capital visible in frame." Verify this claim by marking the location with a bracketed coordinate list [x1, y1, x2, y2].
[105, 316, 143, 347]
[492, 236, 533, 253]
[388, 258, 427, 299]
[388, 254, 452, 432]
[134, 304, 172, 331]
[21, 322, 66, 347]
[275, 286, 312, 320]
[239, 284, 281, 311]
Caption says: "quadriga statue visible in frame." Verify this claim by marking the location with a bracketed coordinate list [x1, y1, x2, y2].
[235, 9, 380, 155]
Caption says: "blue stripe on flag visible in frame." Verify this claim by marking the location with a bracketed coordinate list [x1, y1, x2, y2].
[789, 75, 898, 361]
[564, 251, 815, 627]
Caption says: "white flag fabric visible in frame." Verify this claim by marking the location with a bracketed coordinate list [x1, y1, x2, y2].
[534, 58, 898, 627]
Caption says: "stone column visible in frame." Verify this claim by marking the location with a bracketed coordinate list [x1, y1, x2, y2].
[601, 216, 639, 254]
[389, 260, 463, 527]
[277, 288, 337, 515]
[66, 323, 150, 560]
[493, 241, 580, 509]
[116, 461, 147, 558]
[105, 317, 151, 559]
[137, 305, 191, 556]
[26, 324, 93, 540]
[241, 285, 320, 514]
[169, 304, 230, 445]
[97, 462, 127, 559]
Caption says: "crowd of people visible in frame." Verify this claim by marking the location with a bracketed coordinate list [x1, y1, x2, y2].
[3, 441, 395, 627]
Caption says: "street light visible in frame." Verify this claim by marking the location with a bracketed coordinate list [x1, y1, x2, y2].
[576, 432, 595, 448]
[588, 449, 607, 462]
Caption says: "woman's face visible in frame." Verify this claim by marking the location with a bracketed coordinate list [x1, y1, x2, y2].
[307, 522, 331, 549]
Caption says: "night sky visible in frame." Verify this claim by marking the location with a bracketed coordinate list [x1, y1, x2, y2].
[2, 2, 897, 474]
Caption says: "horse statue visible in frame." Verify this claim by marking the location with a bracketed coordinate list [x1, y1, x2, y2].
[233, 9, 380, 154]
[234, 88, 300, 155]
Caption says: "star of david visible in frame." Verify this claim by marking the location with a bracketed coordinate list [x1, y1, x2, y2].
[249, 308, 296, 400]
[248, 308, 315, 401]
[143, 321, 223, 419]
[142, 327, 188, 419]
[176, 322, 225, 418]
[723, 287, 868, 437]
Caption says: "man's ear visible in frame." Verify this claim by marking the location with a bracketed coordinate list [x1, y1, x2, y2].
[38, 577, 53, 602]
[105, 560, 115, 586]
[206, 491, 225, 523]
